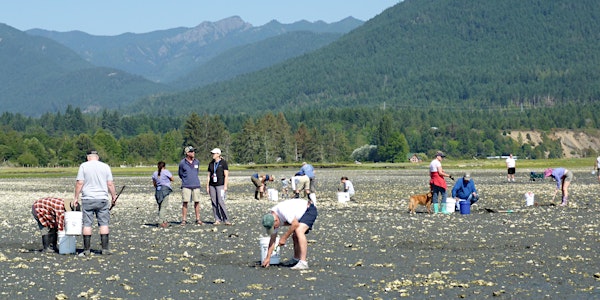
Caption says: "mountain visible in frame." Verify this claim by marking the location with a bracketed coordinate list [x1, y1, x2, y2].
[129, 0, 600, 116]
[27, 16, 363, 83]
[0, 23, 169, 116]
[173, 31, 343, 90]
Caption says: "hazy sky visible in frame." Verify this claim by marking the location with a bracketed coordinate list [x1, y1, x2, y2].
[1, 0, 400, 35]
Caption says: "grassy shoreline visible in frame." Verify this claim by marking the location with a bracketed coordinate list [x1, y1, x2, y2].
[0, 157, 595, 178]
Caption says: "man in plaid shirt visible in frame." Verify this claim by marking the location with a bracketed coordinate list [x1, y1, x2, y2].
[32, 197, 73, 253]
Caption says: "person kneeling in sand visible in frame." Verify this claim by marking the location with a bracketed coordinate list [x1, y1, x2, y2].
[451, 173, 479, 211]
[261, 198, 318, 270]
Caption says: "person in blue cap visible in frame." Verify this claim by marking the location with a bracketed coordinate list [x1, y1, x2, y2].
[251, 173, 274, 200]
[451, 173, 479, 211]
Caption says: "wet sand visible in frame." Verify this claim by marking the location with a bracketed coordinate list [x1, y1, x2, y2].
[1, 168, 599, 299]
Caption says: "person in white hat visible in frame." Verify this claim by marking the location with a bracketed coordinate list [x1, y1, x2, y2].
[206, 148, 230, 225]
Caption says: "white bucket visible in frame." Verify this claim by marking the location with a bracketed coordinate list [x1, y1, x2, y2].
[267, 189, 278, 202]
[337, 192, 350, 203]
[64, 211, 82, 235]
[259, 236, 280, 265]
[524, 192, 535, 206]
[58, 231, 76, 254]
[445, 198, 456, 213]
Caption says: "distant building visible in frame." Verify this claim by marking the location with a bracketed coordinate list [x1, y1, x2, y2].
[409, 154, 421, 163]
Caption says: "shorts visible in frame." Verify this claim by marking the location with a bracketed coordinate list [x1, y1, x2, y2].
[82, 199, 110, 227]
[182, 187, 201, 203]
[297, 175, 310, 192]
[299, 203, 318, 233]
[251, 177, 263, 191]
[564, 170, 574, 182]
[507, 168, 515, 175]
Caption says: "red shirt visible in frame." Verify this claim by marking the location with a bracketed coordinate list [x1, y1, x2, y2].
[32, 197, 66, 231]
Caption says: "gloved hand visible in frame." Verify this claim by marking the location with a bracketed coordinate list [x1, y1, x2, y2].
[449, 175, 455, 181]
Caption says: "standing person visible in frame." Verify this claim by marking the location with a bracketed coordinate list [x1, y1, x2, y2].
[251, 173, 274, 200]
[544, 168, 573, 206]
[206, 148, 231, 225]
[451, 173, 479, 211]
[429, 151, 453, 214]
[32, 197, 77, 253]
[74, 150, 117, 256]
[152, 161, 174, 228]
[340, 176, 356, 201]
[595, 155, 600, 184]
[506, 154, 516, 182]
[178, 146, 203, 225]
[261, 198, 318, 270]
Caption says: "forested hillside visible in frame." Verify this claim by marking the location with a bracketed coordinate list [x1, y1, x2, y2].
[0, 24, 169, 116]
[131, 0, 600, 116]
[173, 31, 343, 89]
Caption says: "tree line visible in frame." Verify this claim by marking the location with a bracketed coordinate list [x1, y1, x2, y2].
[2, 101, 598, 168]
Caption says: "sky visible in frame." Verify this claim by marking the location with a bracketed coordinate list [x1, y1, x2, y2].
[1, 1, 400, 36]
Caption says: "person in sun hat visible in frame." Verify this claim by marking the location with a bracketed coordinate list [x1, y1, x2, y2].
[32, 197, 79, 253]
[74, 149, 117, 256]
[261, 198, 318, 270]
[544, 167, 573, 206]
[451, 172, 479, 211]
[178, 146, 203, 225]
[206, 148, 230, 225]
[429, 151, 454, 214]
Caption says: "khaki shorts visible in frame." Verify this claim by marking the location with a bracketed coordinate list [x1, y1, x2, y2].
[297, 175, 310, 191]
[181, 188, 201, 203]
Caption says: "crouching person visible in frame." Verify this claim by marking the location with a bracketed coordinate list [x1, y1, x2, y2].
[261, 198, 318, 270]
[31, 197, 77, 253]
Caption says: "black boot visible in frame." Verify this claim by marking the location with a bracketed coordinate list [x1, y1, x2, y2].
[41, 234, 50, 253]
[254, 191, 259, 200]
[82, 235, 91, 256]
[101, 234, 111, 255]
[49, 232, 58, 252]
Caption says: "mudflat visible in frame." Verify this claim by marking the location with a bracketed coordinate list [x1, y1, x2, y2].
[1, 168, 599, 299]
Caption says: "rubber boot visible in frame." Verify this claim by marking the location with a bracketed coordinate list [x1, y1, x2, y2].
[254, 191, 259, 200]
[433, 204, 440, 214]
[82, 235, 91, 256]
[41, 234, 50, 252]
[49, 232, 58, 252]
[441, 203, 449, 214]
[101, 234, 111, 255]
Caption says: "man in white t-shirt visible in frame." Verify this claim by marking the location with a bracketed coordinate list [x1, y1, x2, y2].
[505, 154, 516, 182]
[261, 199, 318, 270]
[340, 176, 355, 200]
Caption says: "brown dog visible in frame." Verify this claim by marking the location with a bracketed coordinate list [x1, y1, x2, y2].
[408, 192, 433, 214]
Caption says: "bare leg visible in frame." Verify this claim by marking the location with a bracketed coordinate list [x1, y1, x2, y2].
[294, 223, 310, 261]
[99, 225, 109, 235]
[194, 202, 200, 222]
[182, 202, 188, 222]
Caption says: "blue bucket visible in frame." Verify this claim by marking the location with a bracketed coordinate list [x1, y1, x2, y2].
[460, 200, 471, 215]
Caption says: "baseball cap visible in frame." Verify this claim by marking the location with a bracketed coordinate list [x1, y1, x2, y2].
[87, 149, 98, 155]
[262, 213, 275, 235]
[210, 148, 221, 155]
[436, 151, 446, 157]
[463, 173, 471, 181]
[184, 146, 195, 153]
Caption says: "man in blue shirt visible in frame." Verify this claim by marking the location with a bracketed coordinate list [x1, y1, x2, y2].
[178, 146, 202, 225]
[451, 173, 479, 211]
[299, 162, 315, 191]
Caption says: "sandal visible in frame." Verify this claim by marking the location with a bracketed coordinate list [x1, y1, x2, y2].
[180, 220, 187, 226]
[213, 221, 221, 225]
[195, 220, 204, 225]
